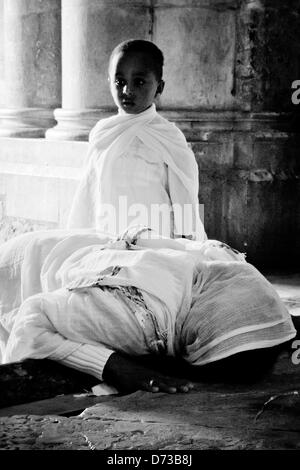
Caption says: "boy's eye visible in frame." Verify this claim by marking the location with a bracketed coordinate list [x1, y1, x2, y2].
[114, 78, 145, 88]
[115, 78, 125, 87]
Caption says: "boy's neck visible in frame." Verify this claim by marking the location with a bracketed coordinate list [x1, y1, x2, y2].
[118, 103, 156, 116]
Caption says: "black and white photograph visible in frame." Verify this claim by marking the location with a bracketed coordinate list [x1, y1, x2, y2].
[0, 0, 299, 457]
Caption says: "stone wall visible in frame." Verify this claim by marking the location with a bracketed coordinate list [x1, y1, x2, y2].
[0, 0, 299, 268]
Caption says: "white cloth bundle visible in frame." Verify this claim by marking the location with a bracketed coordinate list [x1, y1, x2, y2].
[67, 105, 206, 241]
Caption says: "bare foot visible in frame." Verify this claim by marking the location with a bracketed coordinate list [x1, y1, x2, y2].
[102, 352, 194, 394]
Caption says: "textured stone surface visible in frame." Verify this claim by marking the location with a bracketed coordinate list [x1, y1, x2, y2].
[244, 0, 300, 112]
[0, 359, 99, 408]
[2, 0, 61, 108]
[191, 125, 300, 268]
[0, 359, 299, 450]
[0, 0, 61, 137]
[155, 0, 237, 109]
[0, 0, 5, 107]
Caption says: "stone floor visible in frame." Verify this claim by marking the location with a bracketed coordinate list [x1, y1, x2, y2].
[265, 273, 300, 316]
[0, 273, 299, 450]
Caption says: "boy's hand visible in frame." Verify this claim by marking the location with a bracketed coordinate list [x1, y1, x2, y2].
[102, 352, 194, 394]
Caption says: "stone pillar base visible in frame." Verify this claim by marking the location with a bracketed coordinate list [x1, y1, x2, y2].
[45, 108, 115, 141]
[0, 108, 56, 138]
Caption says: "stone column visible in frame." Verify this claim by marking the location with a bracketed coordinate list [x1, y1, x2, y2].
[46, 0, 152, 141]
[0, 0, 61, 138]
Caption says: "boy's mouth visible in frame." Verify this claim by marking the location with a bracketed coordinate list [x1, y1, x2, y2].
[122, 99, 135, 107]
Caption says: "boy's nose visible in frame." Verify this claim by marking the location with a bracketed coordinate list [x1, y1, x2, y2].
[122, 83, 134, 96]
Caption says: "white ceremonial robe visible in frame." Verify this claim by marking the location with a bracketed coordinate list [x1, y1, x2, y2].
[67, 104, 206, 241]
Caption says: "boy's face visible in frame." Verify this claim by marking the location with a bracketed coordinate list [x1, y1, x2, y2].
[109, 50, 164, 114]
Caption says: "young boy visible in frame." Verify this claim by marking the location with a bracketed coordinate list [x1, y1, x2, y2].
[67, 40, 206, 242]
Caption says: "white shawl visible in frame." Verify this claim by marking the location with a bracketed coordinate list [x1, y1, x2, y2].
[67, 105, 206, 241]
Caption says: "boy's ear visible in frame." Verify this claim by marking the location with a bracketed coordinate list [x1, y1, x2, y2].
[156, 80, 165, 96]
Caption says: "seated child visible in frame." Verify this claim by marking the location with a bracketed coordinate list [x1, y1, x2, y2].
[67, 39, 206, 241]
[2, 227, 296, 394]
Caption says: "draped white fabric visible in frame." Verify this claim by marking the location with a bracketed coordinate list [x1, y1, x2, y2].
[67, 105, 206, 241]
[1, 229, 296, 367]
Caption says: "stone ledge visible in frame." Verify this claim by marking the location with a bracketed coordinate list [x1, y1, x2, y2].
[43, 109, 294, 142]
[0, 138, 87, 229]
